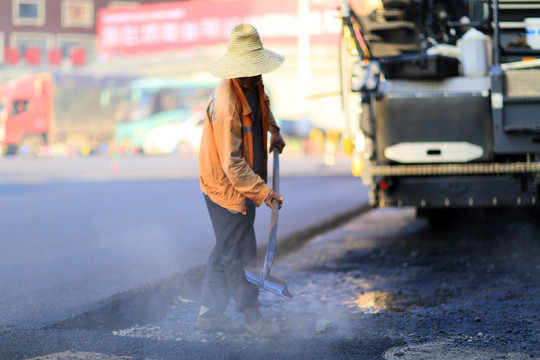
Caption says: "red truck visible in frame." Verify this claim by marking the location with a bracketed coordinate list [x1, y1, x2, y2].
[0, 72, 134, 156]
[0, 73, 54, 155]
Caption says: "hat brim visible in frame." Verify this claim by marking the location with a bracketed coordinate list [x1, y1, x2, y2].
[209, 48, 285, 79]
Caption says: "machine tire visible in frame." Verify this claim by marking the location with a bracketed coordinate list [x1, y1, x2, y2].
[417, 208, 458, 229]
[18, 134, 45, 156]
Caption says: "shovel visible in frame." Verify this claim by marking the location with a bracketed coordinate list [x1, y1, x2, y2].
[244, 150, 293, 299]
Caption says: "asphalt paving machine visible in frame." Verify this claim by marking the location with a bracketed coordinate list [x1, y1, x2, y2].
[339, 0, 540, 223]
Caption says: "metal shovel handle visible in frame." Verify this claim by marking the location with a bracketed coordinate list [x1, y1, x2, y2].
[272, 149, 279, 194]
[262, 151, 279, 278]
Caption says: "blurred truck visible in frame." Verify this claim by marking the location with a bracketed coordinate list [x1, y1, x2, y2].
[0, 72, 133, 156]
[340, 0, 540, 224]
[0, 73, 53, 155]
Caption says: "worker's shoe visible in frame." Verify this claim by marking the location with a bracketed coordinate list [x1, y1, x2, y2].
[246, 316, 281, 338]
[195, 313, 244, 333]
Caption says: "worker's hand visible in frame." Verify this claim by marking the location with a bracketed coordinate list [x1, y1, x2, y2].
[269, 132, 286, 154]
[265, 190, 283, 209]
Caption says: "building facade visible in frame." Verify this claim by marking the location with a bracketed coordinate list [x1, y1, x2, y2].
[0, 0, 175, 68]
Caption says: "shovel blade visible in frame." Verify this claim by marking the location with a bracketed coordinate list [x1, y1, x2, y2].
[244, 266, 293, 299]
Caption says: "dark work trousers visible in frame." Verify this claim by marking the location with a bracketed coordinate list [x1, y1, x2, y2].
[200, 194, 260, 315]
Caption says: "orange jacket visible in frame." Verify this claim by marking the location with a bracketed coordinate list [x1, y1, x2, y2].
[199, 78, 280, 214]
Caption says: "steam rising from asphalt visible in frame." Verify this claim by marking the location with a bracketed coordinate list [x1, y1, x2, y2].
[110, 207, 540, 348]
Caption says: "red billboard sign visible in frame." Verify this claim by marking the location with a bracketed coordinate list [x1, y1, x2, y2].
[97, 0, 341, 57]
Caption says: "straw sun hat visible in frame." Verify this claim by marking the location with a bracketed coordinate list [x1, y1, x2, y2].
[209, 24, 285, 79]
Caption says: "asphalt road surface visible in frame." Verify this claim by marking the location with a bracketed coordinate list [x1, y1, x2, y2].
[0, 154, 369, 329]
[2, 205, 538, 360]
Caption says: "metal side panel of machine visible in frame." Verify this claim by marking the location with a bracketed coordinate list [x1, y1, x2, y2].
[375, 77, 493, 164]
[376, 174, 539, 209]
[491, 67, 540, 154]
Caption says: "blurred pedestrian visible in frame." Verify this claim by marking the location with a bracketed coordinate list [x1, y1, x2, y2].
[197, 23, 286, 338]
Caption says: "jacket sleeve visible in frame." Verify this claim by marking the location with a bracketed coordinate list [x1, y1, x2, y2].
[212, 99, 272, 207]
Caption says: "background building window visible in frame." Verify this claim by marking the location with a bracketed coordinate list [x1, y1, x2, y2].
[10, 32, 53, 65]
[61, 0, 94, 29]
[57, 34, 95, 65]
[12, 0, 45, 26]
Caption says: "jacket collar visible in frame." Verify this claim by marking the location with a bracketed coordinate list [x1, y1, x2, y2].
[231, 78, 263, 117]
